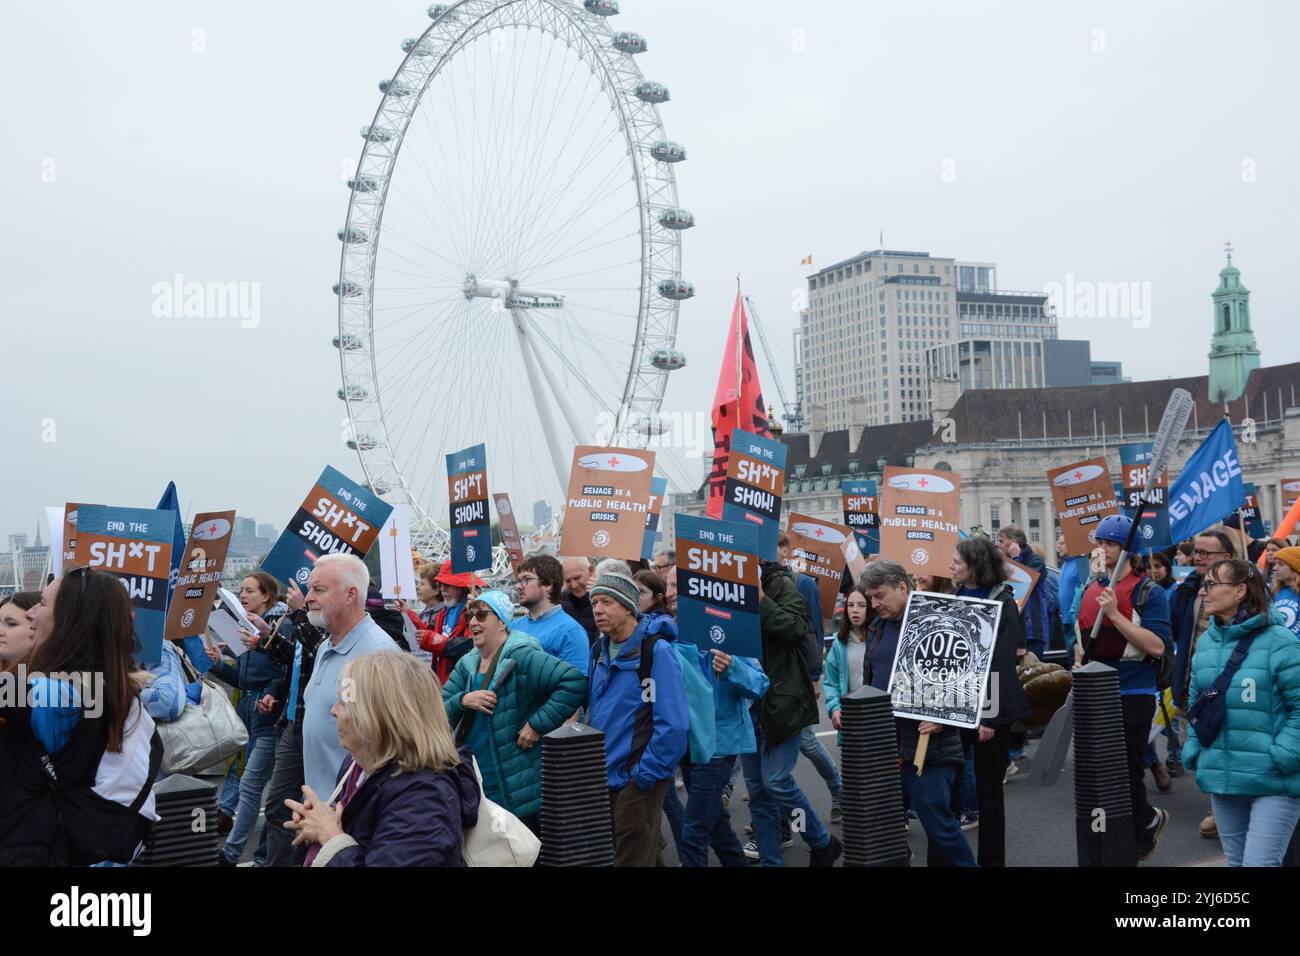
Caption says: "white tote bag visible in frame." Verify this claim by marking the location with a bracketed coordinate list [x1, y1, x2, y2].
[461, 756, 541, 867]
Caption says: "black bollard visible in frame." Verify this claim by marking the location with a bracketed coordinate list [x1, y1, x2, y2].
[132, 774, 220, 866]
[1071, 662, 1137, 866]
[539, 722, 614, 867]
[839, 686, 910, 867]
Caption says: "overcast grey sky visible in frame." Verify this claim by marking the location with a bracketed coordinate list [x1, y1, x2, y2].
[4, 0, 1297, 542]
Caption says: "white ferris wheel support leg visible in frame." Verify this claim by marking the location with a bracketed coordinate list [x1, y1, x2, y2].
[514, 311, 595, 449]
[512, 308, 574, 494]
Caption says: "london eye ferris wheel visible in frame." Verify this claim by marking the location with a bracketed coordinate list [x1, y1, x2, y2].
[334, 0, 693, 563]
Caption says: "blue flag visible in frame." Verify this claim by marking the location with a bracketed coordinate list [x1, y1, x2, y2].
[157, 481, 212, 674]
[1168, 419, 1245, 542]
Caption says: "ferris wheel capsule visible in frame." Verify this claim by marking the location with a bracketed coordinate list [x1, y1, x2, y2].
[401, 38, 434, 56]
[427, 3, 455, 19]
[361, 125, 394, 143]
[657, 278, 695, 300]
[612, 32, 646, 54]
[584, 0, 619, 16]
[338, 227, 370, 244]
[379, 79, 415, 97]
[650, 349, 687, 371]
[348, 176, 383, 193]
[650, 141, 686, 163]
[334, 281, 365, 298]
[333, 334, 364, 351]
[656, 207, 694, 230]
[346, 436, 379, 452]
[634, 80, 669, 104]
[337, 385, 369, 401]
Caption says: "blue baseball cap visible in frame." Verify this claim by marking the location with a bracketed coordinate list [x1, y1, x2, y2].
[470, 589, 515, 626]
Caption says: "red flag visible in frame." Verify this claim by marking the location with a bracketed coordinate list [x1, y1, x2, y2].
[708, 292, 770, 518]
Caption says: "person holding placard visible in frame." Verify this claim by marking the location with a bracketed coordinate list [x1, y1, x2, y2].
[1270, 548, 1300, 639]
[950, 537, 1029, 867]
[403, 561, 482, 684]
[1077, 514, 1173, 861]
[860, 560, 976, 867]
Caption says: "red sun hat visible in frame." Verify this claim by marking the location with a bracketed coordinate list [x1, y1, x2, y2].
[435, 559, 484, 589]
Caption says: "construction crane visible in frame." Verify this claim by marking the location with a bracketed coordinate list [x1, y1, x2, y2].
[744, 295, 804, 432]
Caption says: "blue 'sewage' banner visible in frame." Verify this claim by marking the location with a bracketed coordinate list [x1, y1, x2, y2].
[76, 505, 174, 667]
[675, 514, 761, 659]
[447, 443, 491, 574]
[1117, 443, 1172, 553]
[721, 428, 787, 560]
[642, 476, 669, 560]
[841, 478, 880, 555]
[1168, 419, 1245, 542]
[262, 465, 393, 591]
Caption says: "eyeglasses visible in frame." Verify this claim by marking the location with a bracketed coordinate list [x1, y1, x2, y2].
[1192, 549, 1228, 559]
[467, 608, 493, 622]
[517, 575, 539, 586]
[1198, 580, 1238, 593]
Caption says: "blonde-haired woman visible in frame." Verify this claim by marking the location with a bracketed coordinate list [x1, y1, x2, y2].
[285, 652, 480, 866]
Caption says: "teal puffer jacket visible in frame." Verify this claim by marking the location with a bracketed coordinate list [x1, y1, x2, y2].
[1182, 610, 1300, 798]
[443, 633, 588, 818]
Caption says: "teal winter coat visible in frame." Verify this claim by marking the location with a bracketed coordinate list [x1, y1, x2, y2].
[443, 633, 587, 818]
[1182, 610, 1300, 798]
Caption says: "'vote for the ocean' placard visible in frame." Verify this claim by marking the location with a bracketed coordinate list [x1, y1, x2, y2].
[842, 478, 880, 555]
[164, 510, 236, 641]
[642, 476, 669, 560]
[447, 444, 491, 574]
[1118, 442, 1172, 553]
[560, 445, 656, 560]
[261, 466, 392, 591]
[721, 429, 786, 560]
[787, 512, 853, 630]
[674, 514, 760, 659]
[1049, 457, 1119, 557]
[75, 505, 174, 666]
[879, 466, 962, 578]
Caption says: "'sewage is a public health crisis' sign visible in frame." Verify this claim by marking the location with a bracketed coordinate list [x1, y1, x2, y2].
[878, 467, 962, 578]
[721, 428, 786, 560]
[888, 591, 1002, 730]
[164, 510, 236, 641]
[674, 514, 760, 659]
[786, 512, 852, 630]
[261, 465, 392, 591]
[560, 445, 656, 560]
[1049, 457, 1120, 556]
[75, 505, 175, 667]
[447, 444, 491, 574]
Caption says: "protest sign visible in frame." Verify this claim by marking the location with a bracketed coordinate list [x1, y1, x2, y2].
[786, 512, 852, 629]
[75, 505, 174, 666]
[1049, 458, 1120, 556]
[378, 505, 418, 599]
[164, 510, 235, 641]
[888, 590, 1002, 730]
[559, 445, 656, 560]
[261, 465, 393, 591]
[841, 533, 868, 585]
[1004, 556, 1040, 611]
[674, 514, 761, 658]
[1168, 419, 1244, 542]
[878, 467, 962, 578]
[1118, 443, 1172, 553]
[447, 444, 492, 574]
[1240, 484, 1268, 539]
[61, 503, 100, 573]
[493, 494, 524, 571]
[1284, 478, 1300, 515]
[842, 478, 880, 555]
[642, 476, 669, 560]
[720, 429, 786, 560]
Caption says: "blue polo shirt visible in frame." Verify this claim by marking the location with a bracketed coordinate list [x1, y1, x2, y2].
[512, 604, 590, 675]
[302, 614, 396, 799]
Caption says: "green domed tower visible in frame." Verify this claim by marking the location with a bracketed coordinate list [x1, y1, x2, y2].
[1207, 242, 1260, 405]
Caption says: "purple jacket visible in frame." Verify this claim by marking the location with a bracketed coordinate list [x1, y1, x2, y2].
[327, 746, 480, 867]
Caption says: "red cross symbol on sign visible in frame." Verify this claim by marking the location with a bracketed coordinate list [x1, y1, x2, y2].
[814, 528, 825, 537]
[208, 524, 217, 534]
[917, 478, 929, 488]
[607, 457, 620, 469]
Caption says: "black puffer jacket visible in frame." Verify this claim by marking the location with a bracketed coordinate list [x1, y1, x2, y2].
[964, 583, 1030, 728]
[753, 564, 819, 745]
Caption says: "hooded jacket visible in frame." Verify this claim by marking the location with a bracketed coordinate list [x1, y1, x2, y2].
[313, 746, 481, 867]
[1182, 609, 1300, 798]
[753, 564, 819, 745]
[442, 633, 587, 819]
